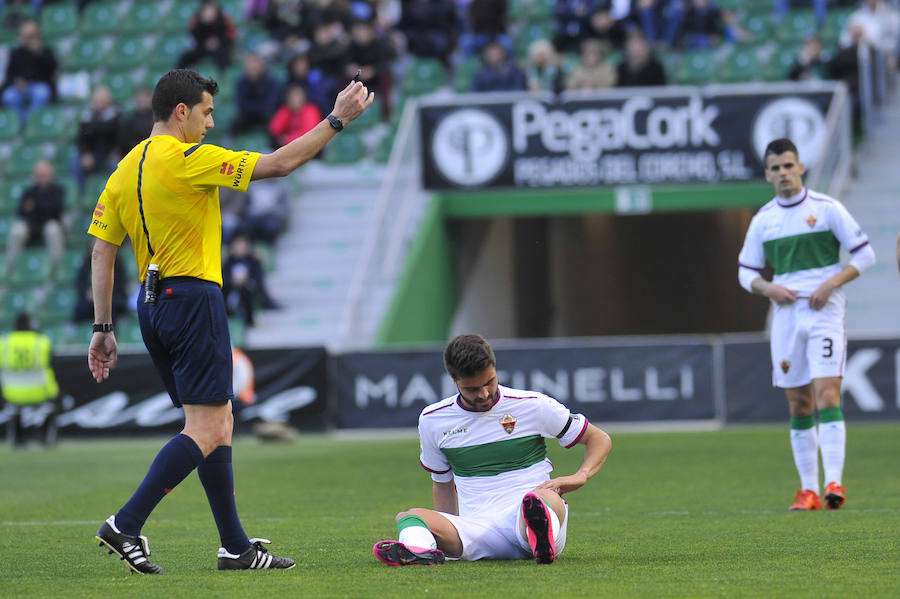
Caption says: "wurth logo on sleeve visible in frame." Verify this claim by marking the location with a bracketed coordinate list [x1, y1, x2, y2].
[94, 203, 105, 218]
[220, 162, 235, 175]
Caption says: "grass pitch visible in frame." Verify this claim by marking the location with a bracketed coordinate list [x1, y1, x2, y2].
[1, 424, 899, 598]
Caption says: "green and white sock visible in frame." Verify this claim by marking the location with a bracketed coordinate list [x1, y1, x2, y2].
[397, 515, 437, 550]
[790, 414, 819, 494]
[818, 407, 846, 486]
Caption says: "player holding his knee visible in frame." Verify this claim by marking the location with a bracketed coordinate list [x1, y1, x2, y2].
[373, 334, 611, 565]
[737, 138, 875, 511]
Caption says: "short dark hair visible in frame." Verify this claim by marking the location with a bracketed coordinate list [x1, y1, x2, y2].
[764, 138, 799, 160]
[443, 334, 496, 381]
[151, 69, 219, 122]
[13, 312, 33, 331]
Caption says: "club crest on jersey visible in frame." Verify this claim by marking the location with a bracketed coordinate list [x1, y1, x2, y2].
[806, 214, 817, 228]
[780, 360, 791, 373]
[499, 413, 517, 434]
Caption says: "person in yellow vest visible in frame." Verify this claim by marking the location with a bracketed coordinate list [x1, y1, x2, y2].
[0, 312, 60, 448]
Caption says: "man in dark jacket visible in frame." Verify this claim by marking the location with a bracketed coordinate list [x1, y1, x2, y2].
[1, 19, 57, 126]
[3, 159, 64, 276]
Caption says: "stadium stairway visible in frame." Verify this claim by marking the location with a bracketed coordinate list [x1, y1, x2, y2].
[842, 91, 900, 337]
[243, 161, 388, 348]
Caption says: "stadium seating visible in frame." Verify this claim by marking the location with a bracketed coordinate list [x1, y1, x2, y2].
[717, 48, 760, 83]
[674, 50, 717, 85]
[5, 143, 54, 178]
[402, 59, 446, 97]
[101, 72, 138, 105]
[0, 109, 19, 141]
[40, 2, 79, 37]
[763, 46, 800, 81]
[106, 37, 150, 72]
[7, 250, 51, 288]
[61, 36, 109, 72]
[79, 2, 122, 37]
[24, 106, 75, 143]
[161, 1, 201, 34]
[41, 288, 78, 325]
[323, 132, 365, 164]
[777, 10, 818, 44]
[118, 3, 166, 35]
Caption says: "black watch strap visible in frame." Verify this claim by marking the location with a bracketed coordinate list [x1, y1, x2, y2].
[93, 323, 114, 333]
[326, 114, 343, 132]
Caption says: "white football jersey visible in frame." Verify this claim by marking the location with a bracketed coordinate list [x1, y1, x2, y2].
[418, 385, 589, 516]
[738, 188, 870, 297]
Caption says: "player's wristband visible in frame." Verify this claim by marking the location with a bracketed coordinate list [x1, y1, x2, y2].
[92, 323, 114, 333]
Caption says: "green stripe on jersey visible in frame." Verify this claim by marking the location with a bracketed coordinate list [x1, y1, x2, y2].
[763, 230, 840, 275]
[441, 435, 547, 477]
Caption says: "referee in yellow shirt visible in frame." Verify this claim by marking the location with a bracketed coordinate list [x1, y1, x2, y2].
[88, 69, 373, 574]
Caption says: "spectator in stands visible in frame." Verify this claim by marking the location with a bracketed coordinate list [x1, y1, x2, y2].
[674, 0, 731, 49]
[222, 233, 280, 327]
[458, 0, 511, 58]
[789, 35, 829, 81]
[624, 0, 681, 47]
[1, 19, 57, 127]
[3, 159, 64, 278]
[232, 53, 282, 135]
[471, 40, 526, 92]
[565, 37, 617, 90]
[244, 179, 291, 243]
[553, 0, 601, 53]
[841, 0, 900, 66]
[114, 86, 154, 160]
[525, 39, 565, 94]
[74, 84, 120, 188]
[774, 0, 828, 28]
[258, 0, 310, 60]
[830, 22, 865, 130]
[398, 0, 458, 66]
[178, 0, 237, 71]
[269, 84, 323, 147]
[72, 239, 129, 323]
[583, 6, 628, 52]
[345, 18, 395, 120]
[307, 16, 351, 119]
[616, 32, 667, 86]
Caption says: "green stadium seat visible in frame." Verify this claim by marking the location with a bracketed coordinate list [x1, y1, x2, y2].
[777, 10, 818, 44]
[821, 9, 853, 47]
[453, 56, 481, 93]
[41, 288, 78, 324]
[402, 59, 446, 97]
[118, 3, 167, 35]
[233, 132, 272, 153]
[509, 0, 552, 20]
[741, 12, 774, 45]
[7, 250, 51, 287]
[716, 48, 760, 83]
[116, 318, 146, 345]
[101, 72, 137, 105]
[0, 178, 28, 216]
[515, 21, 553, 60]
[80, 2, 122, 37]
[55, 249, 85, 283]
[763, 45, 800, 81]
[349, 97, 381, 130]
[80, 173, 110, 211]
[61, 36, 108, 72]
[41, 2, 79, 37]
[161, 1, 201, 33]
[23, 107, 75, 142]
[0, 108, 19, 141]
[4, 143, 53, 178]
[210, 102, 236, 131]
[674, 50, 716, 85]
[323, 132, 365, 164]
[147, 36, 192, 71]
[0, 289, 37, 327]
[106, 37, 149, 72]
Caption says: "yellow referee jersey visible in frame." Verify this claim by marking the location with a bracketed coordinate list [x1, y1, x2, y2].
[87, 135, 261, 286]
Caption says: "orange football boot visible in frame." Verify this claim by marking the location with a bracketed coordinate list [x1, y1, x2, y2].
[824, 482, 847, 510]
[789, 489, 822, 511]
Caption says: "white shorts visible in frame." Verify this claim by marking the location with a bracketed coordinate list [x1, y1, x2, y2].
[770, 296, 847, 388]
[439, 497, 569, 561]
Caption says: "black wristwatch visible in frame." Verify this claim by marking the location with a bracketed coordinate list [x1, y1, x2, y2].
[92, 323, 114, 333]
[326, 114, 344, 132]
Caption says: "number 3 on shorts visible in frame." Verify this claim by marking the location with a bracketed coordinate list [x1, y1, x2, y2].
[822, 337, 833, 358]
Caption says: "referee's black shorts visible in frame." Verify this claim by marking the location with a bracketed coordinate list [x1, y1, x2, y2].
[137, 277, 234, 408]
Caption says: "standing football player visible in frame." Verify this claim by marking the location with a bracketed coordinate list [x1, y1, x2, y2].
[737, 138, 875, 511]
[372, 334, 611, 565]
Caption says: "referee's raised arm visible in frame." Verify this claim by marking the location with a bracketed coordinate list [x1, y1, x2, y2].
[251, 80, 374, 180]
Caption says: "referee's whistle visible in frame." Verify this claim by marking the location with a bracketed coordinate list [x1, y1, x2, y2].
[352, 69, 361, 83]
